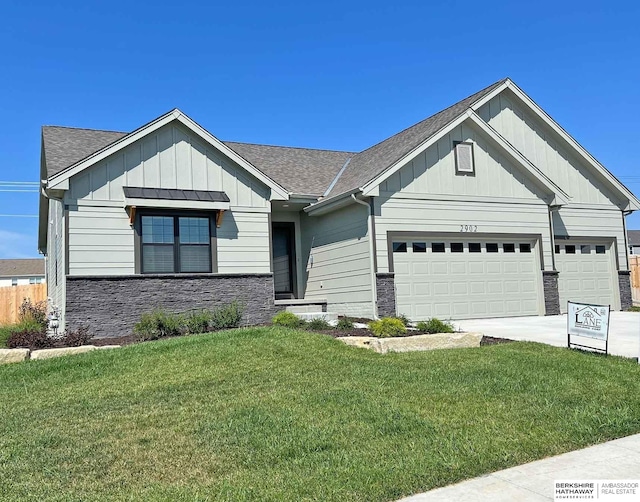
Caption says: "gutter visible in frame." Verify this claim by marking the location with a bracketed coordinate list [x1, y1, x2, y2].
[351, 194, 378, 319]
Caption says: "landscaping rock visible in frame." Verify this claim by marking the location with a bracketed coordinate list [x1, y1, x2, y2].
[337, 336, 376, 349]
[31, 345, 97, 360]
[95, 345, 121, 350]
[370, 333, 483, 354]
[0, 348, 30, 364]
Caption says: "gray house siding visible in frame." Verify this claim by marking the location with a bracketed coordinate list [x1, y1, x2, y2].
[46, 198, 66, 327]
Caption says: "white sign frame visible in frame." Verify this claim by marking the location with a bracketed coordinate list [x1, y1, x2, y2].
[567, 301, 610, 354]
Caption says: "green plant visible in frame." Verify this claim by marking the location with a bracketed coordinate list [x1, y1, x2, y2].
[0, 319, 46, 348]
[336, 317, 355, 330]
[184, 309, 214, 334]
[416, 318, 455, 334]
[628, 306, 640, 312]
[18, 298, 48, 329]
[368, 317, 406, 337]
[272, 311, 304, 328]
[394, 314, 411, 327]
[210, 301, 244, 330]
[6, 328, 53, 349]
[134, 309, 183, 341]
[306, 318, 331, 331]
[59, 326, 93, 347]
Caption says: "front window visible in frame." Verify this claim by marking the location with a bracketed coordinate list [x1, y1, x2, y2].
[141, 214, 212, 273]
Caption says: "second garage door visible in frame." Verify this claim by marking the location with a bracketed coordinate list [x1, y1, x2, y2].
[392, 237, 542, 320]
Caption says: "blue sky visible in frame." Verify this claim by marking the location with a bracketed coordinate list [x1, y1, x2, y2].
[1, 0, 639, 258]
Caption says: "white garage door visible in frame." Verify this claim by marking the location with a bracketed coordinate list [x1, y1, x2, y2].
[556, 241, 616, 313]
[392, 238, 541, 321]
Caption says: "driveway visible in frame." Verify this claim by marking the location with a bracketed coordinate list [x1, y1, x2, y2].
[457, 312, 640, 359]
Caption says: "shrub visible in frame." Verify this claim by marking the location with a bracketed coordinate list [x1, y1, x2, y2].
[210, 301, 244, 330]
[184, 309, 214, 334]
[336, 317, 355, 330]
[368, 317, 406, 337]
[1, 319, 46, 348]
[7, 328, 53, 349]
[59, 326, 93, 347]
[272, 311, 304, 329]
[306, 318, 331, 331]
[394, 314, 411, 327]
[416, 318, 454, 334]
[134, 309, 183, 341]
[18, 298, 48, 329]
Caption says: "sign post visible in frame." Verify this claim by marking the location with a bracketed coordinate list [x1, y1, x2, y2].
[567, 301, 610, 355]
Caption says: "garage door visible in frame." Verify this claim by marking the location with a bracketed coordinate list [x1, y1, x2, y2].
[556, 241, 616, 313]
[392, 238, 541, 320]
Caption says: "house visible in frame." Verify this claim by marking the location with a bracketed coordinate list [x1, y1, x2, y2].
[38, 78, 640, 338]
[0, 259, 46, 287]
[628, 230, 640, 255]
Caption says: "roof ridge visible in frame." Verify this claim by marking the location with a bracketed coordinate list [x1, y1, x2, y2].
[42, 125, 127, 134]
[224, 140, 356, 154]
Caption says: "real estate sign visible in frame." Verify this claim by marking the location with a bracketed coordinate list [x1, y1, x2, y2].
[567, 302, 610, 341]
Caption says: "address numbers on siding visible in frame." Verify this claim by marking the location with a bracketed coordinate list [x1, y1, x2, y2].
[460, 225, 478, 232]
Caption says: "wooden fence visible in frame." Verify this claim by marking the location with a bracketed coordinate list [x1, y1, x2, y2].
[0, 283, 47, 325]
[631, 256, 640, 306]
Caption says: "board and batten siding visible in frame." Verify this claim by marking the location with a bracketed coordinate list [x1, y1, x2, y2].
[300, 204, 374, 317]
[64, 121, 273, 275]
[47, 198, 66, 325]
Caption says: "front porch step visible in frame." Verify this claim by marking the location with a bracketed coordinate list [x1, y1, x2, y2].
[296, 312, 338, 322]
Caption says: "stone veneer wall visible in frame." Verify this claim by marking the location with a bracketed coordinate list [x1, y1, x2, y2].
[618, 271, 632, 311]
[542, 271, 560, 315]
[376, 273, 396, 318]
[66, 274, 281, 338]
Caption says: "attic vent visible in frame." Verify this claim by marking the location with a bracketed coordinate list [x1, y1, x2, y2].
[454, 142, 475, 175]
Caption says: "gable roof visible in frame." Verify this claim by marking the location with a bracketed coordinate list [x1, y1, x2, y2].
[223, 142, 353, 196]
[42, 126, 126, 179]
[0, 258, 45, 278]
[628, 230, 640, 246]
[326, 79, 508, 197]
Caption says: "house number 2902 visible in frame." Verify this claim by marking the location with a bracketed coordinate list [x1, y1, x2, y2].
[460, 225, 478, 232]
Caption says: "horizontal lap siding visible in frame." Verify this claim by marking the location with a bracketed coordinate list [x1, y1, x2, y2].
[217, 211, 271, 273]
[301, 205, 373, 317]
[375, 197, 551, 272]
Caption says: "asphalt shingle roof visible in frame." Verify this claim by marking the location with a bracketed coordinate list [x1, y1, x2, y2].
[628, 230, 640, 246]
[0, 259, 45, 277]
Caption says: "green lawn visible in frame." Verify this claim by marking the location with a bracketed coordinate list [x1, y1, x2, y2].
[1, 328, 640, 502]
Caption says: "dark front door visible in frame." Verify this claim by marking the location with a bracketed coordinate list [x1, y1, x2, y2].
[272, 223, 296, 299]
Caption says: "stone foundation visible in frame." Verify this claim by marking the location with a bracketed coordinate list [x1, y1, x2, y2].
[376, 273, 396, 318]
[66, 273, 281, 338]
[618, 271, 632, 311]
[542, 271, 560, 315]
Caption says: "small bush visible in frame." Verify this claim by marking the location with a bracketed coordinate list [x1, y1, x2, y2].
[628, 306, 640, 312]
[210, 301, 244, 330]
[184, 310, 214, 334]
[336, 317, 355, 330]
[134, 309, 183, 341]
[18, 298, 48, 329]
[394, 314, 411, 327]
[59, 326, 93, 347]
[272, 311, 304, 329]
[306, 318, 331, 331]
[416, 318, 454, 334]
[1, 319, 46, 348]
[368, 317, 406, 337]
[7, 328, 53, 349]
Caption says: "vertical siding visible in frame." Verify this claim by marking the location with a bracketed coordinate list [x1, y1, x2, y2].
[380, 122, 547, 201]
[478, 91, 622, 207]
[65, 121, 273, 276]
[46, 198, 66, 328]
[300, 204, 373, 317]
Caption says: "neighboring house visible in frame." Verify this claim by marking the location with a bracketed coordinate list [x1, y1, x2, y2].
[38, 78, 640, 338]
[0, 259, 46, 287]
[628, 230, 640, 255]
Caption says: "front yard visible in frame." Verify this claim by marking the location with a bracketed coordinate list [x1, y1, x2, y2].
[1, 327, 640, 501]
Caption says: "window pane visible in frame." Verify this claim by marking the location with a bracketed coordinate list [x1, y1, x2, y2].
[432, 242, 445, 253]
[180, 245, 211, 272]
[519, 243, 531, 253]
[565, 245, 576, 254]
[503, 243, 515, 253]
[451, 242, 464, 253]
[580, 245, 591, 254]
[179, 217, 210, 244]
[143, 245, 174, 273]
[142, 216, 174, 244]
[393, 242, 407, 253]
[596, 245, 606, 254]
[412, 242, 427, 253]
[486, 243, 498, 253]
[469, 243, 481, 253]
[555, 244, 560, 254]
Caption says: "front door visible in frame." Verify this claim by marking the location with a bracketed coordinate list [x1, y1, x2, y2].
[272, 223, 296, 299]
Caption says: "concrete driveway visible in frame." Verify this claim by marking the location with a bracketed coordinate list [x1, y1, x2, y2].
[457, 312, 640, 359]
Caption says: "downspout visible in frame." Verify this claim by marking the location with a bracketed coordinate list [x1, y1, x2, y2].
[351, 194, 378, 319]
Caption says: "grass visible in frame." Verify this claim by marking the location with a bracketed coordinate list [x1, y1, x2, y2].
[1, 327, 640, 501]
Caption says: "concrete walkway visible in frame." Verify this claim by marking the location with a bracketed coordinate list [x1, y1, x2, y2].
[398, 434, 640, 501]
[457, 312, 640, 359]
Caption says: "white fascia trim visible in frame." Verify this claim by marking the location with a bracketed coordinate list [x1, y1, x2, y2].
[124, 197, 230, 211]
[304, 188, 361, 215]
[494, 81, 640, 210]
[360, 110, 473, 195]
[467, 112, 570, 206]
[47, 109, 290, 201]
[470, 79, 512, 112]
